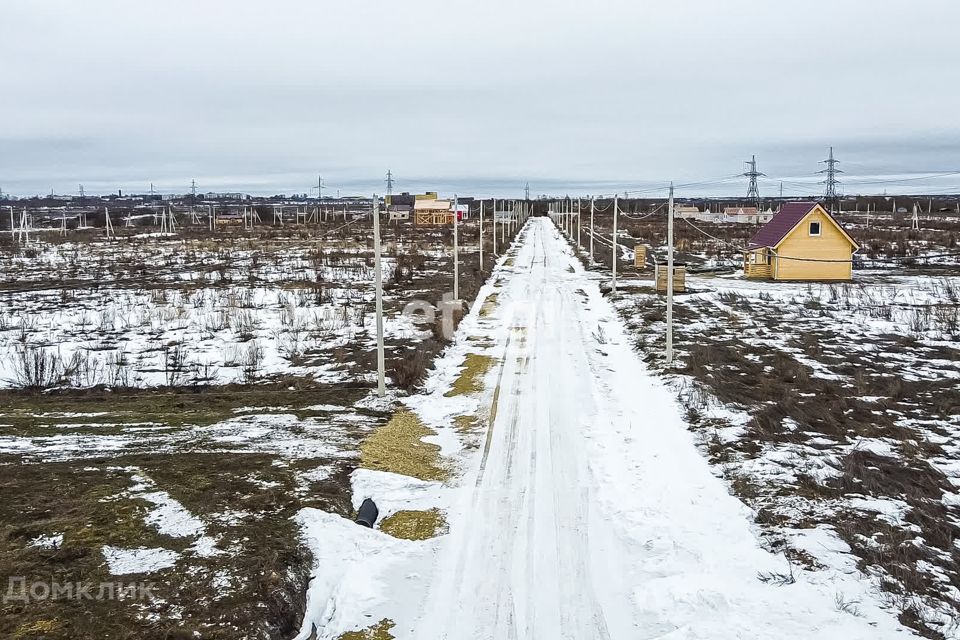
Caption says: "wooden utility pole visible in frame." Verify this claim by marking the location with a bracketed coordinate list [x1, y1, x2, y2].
[666, 183, 675, 364]
[372, 194, 386, 397]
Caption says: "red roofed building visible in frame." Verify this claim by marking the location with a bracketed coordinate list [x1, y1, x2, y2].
[743, 202, 859, 281]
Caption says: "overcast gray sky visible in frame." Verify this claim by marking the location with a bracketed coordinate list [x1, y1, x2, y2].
[3, 0, 960, 198]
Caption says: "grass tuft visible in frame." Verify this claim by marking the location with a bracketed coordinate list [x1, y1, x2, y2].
[379, 509, 448, 541]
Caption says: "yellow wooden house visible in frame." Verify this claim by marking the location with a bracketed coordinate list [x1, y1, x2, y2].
[743, 202, 858, 280]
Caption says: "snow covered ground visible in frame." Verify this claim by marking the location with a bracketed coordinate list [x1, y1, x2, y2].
[608, 267, 960, 637]
[295, 217, 915, 639]
[0, 224, 487, 389]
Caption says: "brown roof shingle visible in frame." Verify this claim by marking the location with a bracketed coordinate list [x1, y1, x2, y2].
[747, 202, 820, 248]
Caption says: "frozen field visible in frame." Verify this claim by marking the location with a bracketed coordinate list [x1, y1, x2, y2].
[608, 268, 960, 637]
[0, 219, 522, 639]
[2, 213, 957, 640]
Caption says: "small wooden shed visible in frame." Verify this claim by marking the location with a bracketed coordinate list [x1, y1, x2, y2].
[633, 245, 648, 269]
[654, 261, 686, 293]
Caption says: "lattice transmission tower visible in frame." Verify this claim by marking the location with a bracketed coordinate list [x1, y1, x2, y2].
[819, 147, 842, 212]
[743, 155, 764, 208]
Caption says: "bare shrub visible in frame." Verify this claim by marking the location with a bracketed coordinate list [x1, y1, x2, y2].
[106, 349, 132, 387]
[242, 342, 264, 382]
[164, 342, 187, 386]
[230, 309, 258, 341]
[63, 350, 104, 387]
[7, 345, 63, 389]
[391, 349, 430, 390]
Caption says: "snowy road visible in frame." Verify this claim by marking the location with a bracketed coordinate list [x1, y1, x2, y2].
[297, 217, 913, 639]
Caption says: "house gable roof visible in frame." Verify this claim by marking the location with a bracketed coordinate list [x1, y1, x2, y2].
[747, 202, 858, 250]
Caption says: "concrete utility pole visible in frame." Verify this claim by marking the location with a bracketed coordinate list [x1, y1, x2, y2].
[453, 194, 460, 300]
[492, 198, 498, 257]
[612, 195, 619, 294]
[19, 208, 30, 243]
[502, 201, 508, 244]
[105, 207, 114, 239]
[577, 198, 581, 248]
[372, 194, 386, 397]
[479, 199, 484, 271]
[666, 183, 675, 365]
[589, 197, 595, 262]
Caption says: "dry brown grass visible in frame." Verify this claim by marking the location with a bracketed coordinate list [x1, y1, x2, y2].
[379, 509, 449, 541]
[360, 410, 447, 483]
[337, 619, 395, 640]
[444, 354, 495, 397]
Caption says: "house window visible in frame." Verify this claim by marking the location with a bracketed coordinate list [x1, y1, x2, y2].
[809, 221, 822, 236]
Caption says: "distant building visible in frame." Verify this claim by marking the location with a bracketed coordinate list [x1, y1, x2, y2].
[202, 192, 248, 201]
[414, 198, 454, 224]
[743, 202, 858, 281]
[723, 206, 761, 224]
[686, 206, 772, 224]
[388, 205, 411, 221]
[388, 192, 416, 207]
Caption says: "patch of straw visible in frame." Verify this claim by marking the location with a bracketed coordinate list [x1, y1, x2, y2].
[379, 509, 448, 541]
[445, 354, 494, 397]
[360, 410, 447, 482]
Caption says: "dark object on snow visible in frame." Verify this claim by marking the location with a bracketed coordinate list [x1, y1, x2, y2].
[355, 498, 379, 528]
